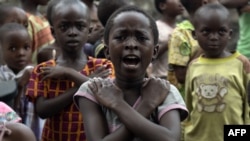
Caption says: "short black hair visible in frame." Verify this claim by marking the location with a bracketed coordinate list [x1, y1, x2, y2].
[0, 22, 27, 42]
[97, 0, 129, 27]
[193, 3, 230, 26]
[104, 5, 159, 45]
[46, 0, 89, 26]
[0, 4, 17, 26]
[154, 0, 167, 13]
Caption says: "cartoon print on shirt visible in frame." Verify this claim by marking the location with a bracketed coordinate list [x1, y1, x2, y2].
[196, 84, 227, 112]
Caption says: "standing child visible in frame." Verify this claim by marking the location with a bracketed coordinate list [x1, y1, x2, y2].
[0, 23, 33, 115]
[20, 0, 55, 65]
[184, 3, 250, 141]
[147, 0, 184, 80]
[0, 4, 29, 65]
[25, 0, 114, 141]
[88, 0, 129, 58]
[167, 0, 219, 95]
[74, 5, 188, 141]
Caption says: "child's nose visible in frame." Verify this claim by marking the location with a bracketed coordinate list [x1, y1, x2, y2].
[68, 27, 78, 37]
[125, 38, 138, 50]
[17, 48, 26, 56]
[209, 33, 219, 40]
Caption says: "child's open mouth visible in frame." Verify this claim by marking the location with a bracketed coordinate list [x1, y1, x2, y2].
[123, 55, 140, 69]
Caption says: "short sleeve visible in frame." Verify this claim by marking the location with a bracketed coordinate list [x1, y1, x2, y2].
[74, 80, 99, 109]
[168, 28, 193, 66]
[157, 84, 189, 121]
[25, 60, 55, 102]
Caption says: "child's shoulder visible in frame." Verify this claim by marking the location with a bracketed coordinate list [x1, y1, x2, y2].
[33, 60, 55, 73]
[170, 20, 195, 40]
[176, 20, 194, 30]
[235, 52, 250, 72]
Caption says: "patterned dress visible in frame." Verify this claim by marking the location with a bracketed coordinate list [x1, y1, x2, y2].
[26, 57, 114, 141]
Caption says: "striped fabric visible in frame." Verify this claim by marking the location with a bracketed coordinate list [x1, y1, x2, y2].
[26, 13, 55, 64]
[26, 57, 114, 141]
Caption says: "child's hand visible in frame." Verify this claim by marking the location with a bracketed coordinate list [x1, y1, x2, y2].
[39, 65, 69, 81]
[88, 78, 123, 108]
[141, 78, 170, 110]
[16, 67, 33, 88]
[89, 65, 112, 79]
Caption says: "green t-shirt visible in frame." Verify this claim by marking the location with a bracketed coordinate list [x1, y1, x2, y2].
[237, 13, 250, 59]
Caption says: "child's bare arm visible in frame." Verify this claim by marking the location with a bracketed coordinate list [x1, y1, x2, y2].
[109, 79, 181, 141]
[83, 78, 180, 141]
[35, 87, 78, 119]
[39, 65, 112, 86]
[3, 122, 36, 141]
[78, 97, 134, 141]
[77, 78, 169, 141]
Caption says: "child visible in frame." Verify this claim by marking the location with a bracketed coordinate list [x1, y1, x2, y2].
[167, 0, 219, 95]
[81, 0, 104, 46]
[87, 0, 129, 58]
[184, 3, 250, 141]
[0, 4, 29, 65]
[147, 0, 184, 80]
[0, 4, 28, 28]
[20, 0, 55, 64]
[220, 0, 250, 60]
[0, 101, 36, 141]
[1, 122, 36, 141]
[25, 0, 114, 141]
[74, 5, 188, 141]
[0, 23, 33, 114]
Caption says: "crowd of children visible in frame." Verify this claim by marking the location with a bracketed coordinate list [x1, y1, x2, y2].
[0, 0, 249, 141]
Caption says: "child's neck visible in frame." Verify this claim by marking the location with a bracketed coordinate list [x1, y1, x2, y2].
[114, 77, 145, 90]
[56, 52, 88, 71]
[21, 2, 39, 15]
[160, 14, 177, 28]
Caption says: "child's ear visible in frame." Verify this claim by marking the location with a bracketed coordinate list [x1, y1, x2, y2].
[152, 45, 159, 61]
[104, 45, 110, 60]
[159, 2, 167, 11]
[192, 30, 197, 40]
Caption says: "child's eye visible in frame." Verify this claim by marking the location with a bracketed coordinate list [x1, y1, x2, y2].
[218, 29, 227, 35]
[24, 45, 31, 50]
[9, 46, 16, 52]
[201, 29, 209, 35]
[137, 36, 148, 42]
[76, 23, 86, 30]
[59, 24, 69, 31]
[114, 35, 126, 41]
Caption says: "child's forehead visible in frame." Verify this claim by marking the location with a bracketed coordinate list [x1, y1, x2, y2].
[53, 3, 89, 19]
[2, 29, 29, 41]
[195, 8, 228, 21]
[113, 11, 149, 25]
